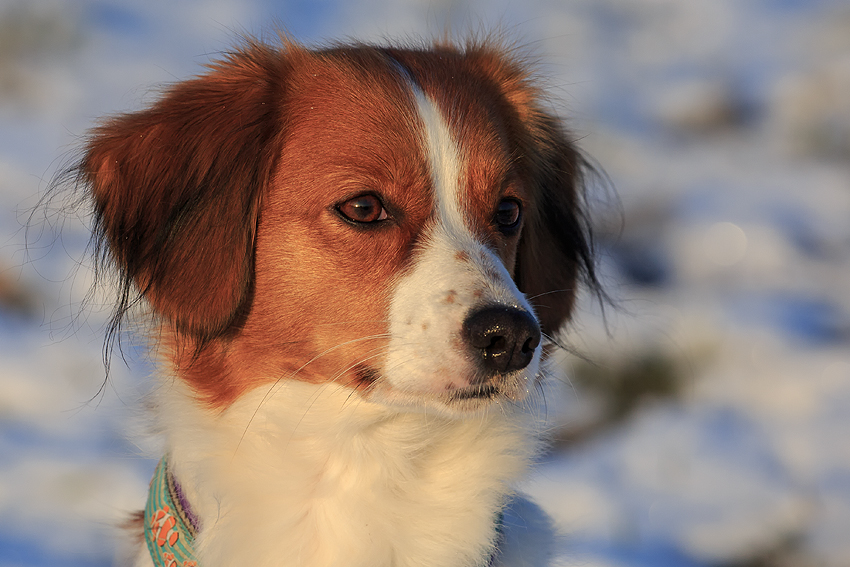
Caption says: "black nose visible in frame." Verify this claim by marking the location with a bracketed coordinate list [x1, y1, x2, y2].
[462, 306, 541, 374]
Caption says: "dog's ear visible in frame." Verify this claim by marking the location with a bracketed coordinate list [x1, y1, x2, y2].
[514, 113, 597, 337]
[80, 43, 285, 339]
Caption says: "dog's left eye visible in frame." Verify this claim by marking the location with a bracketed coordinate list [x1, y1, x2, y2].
[495, 199, 521, 233]
[337, 194, 389, 224]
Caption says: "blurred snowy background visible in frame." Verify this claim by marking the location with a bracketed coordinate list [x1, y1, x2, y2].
[1, 0, 849, 566]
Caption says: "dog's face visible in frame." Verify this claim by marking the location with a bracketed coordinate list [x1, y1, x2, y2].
[80, 40, 594, 414]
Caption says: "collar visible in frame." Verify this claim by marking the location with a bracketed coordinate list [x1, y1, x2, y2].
[144, 457, 200, 567]
[143, 456, 503, 567]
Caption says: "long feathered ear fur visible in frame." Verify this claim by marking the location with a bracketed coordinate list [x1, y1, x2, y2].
[76, 41, 287, 344]
[514, 111, 600, 337]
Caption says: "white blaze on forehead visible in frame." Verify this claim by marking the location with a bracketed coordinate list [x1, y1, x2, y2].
[410, 87, 527, 307]
[412, 89, 468, 234]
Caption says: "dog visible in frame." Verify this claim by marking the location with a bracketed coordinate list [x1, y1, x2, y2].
[70, 35, 597, 567]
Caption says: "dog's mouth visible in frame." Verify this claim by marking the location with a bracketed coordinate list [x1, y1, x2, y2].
[361, 366, 534, 414]
[450, 384, 500, 401]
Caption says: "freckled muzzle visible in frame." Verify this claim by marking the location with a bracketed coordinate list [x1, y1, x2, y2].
[462, 305, 541, 377]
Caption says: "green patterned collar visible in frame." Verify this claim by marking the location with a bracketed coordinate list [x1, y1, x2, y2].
[144, 457, 199, 567]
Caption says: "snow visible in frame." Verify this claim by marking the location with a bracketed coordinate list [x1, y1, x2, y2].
[2, 1, 849, 566]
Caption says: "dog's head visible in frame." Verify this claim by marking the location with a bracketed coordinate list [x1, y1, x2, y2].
[78, 38, 597, 414]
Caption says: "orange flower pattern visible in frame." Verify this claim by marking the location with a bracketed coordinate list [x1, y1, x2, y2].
[144, 458, 199, 567]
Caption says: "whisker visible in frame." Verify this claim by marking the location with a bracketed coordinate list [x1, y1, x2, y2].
[309, 319, 391, 327]
[526, 288, 576, 302]
[326, 346, 389, 385]
[542, 332, 592, 361]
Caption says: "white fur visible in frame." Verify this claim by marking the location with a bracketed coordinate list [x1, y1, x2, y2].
[152, 379, 539, 567]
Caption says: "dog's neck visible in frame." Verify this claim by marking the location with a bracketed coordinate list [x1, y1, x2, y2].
[152, 377, 538, 567]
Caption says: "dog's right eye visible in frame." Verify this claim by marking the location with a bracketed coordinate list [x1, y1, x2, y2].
[337, 194, 389, 224]
[494, 198, 522, 235]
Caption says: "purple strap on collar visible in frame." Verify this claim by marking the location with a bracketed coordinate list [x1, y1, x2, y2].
[168, 468, 201, 534]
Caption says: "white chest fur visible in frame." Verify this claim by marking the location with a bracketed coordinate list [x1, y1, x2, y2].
[147, 379, 541, 567]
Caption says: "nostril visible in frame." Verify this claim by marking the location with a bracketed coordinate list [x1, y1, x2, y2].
[462, 305, 541, 374]
[487, 336, 507, 354]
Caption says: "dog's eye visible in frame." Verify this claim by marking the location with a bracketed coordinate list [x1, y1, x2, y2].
[337, 194, 389, 224]
[495, 199, 521, 233]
